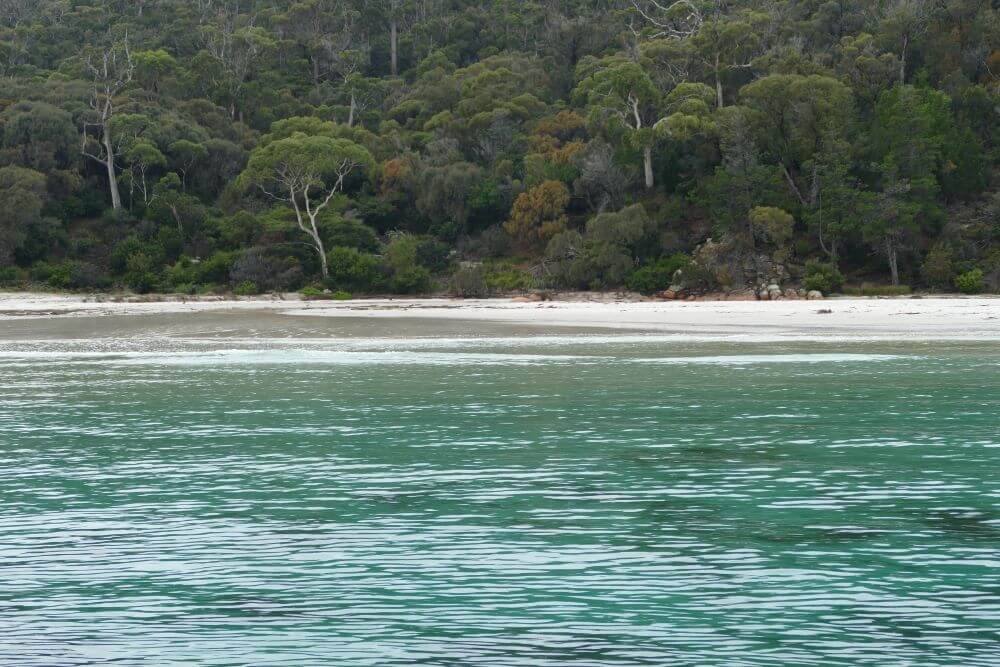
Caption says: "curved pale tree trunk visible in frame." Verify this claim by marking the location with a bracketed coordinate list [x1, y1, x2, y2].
[102, 129, 122, 211]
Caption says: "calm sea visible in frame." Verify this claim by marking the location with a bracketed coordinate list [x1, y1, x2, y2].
[1, 317, 998, 665]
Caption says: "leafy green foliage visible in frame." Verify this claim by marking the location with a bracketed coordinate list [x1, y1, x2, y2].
[954, 269, 984, 295]
[803, 260, 845, 295]
[326, 246, 383, 292]
[0, 0, 996, 294]
[546, 205, 657, 289]
[626, 254, 691, 295]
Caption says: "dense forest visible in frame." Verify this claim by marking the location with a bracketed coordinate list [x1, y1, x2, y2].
[0, 0, 998, 297]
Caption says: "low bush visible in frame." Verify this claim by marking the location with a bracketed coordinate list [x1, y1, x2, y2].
[391, 265, 432, 294]
[300, 285, 325, 298]
[954, 268, 984, 294]
[124, 253, 160, 293]
[326, 246, 383, 292]
[802, 260, 845, 294]
[324, 217, 380, 253]
[110, 235, 165, 274]
[30, 260, 110, 291]
[450, 264, 489, 297]
[922, 244, 955, 289]
[0, 265, 26, 286]
[625, 253, 690, 294]
[416, 238, 452, 272]
[194, 250, 240, 284]
[486, 263, 536, 292]
[165, 258, 198, 288]
[234, 280, 259, 296]
[230, 248, 304, 292]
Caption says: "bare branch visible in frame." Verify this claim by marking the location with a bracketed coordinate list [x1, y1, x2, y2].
[630, 0, 704, 39]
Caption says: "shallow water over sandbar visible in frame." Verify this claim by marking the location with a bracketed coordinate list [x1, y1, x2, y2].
[1, 314, 997, 665]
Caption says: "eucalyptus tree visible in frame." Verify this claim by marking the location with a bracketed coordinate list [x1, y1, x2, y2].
[238, 130, 374, 278]
[866, 85, 953, 284]
[875, 0, 933, 85]
[0, 165, 46, 264]
[574, 57, 662, 188]
[80, 36, 135, 211]
[199, 7, 275, 121]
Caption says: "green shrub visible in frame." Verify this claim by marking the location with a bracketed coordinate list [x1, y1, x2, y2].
[332, 290, 352, 300]
[922, 244, 955, 288]
[156, 226, 184, 262]
[416, 238, 452, 272]
[391, 265, 432, 294]
[165, 258, 198, 288]
[842, 283, 912, 296]
[625, 253, 690, 294]
[124, 253, 159, 293]
[450, 264, 489, 297]
[194, 250, 240, 284]
[45, 261, 74, 289]
[326, 246, 383, 292]
[111, 235, 165, 274]
[0, 265, 26, 286]
[482, 262, 536, 292]
[300, 285, 325, 298]
[214, 211, 263, 249]
[234, 280, 259, 295]
[29, 262, 54, 284]
[802, 260, 845, 294]
[29, 260, 107, 290]
[385, 232, 421, 271]
[954, 268, 984, 294]
[324, 217, 380, 253]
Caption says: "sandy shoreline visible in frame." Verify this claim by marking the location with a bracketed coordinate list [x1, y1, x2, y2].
[0, 291, 998, 338]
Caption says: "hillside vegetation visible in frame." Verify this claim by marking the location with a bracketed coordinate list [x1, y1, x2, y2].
[1, 0, 998, 296]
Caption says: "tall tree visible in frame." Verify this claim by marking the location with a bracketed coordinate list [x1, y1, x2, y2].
[238, 132, 374, 278]
[81, 36, 134, 211]
[575, 58, 662, 189]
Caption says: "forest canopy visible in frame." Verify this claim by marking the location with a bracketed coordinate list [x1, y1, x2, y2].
[0, 0, 998, 296]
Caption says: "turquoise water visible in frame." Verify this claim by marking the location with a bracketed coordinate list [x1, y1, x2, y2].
[1, 326, 998, 665]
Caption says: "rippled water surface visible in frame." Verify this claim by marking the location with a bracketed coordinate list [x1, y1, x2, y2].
[1, 322, 998, 665]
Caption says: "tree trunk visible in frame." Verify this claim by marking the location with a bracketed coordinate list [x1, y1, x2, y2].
[714, 53, 724, 109]
[899, 35, 908, 86]
[170, 204, 184, 239]
[886, 236, 899, 285]
[316, 233, 329, 278]
[643, 146, 654, 190]
[390, 19, 398, 76]
[308, 216, 329, 278]
[102, 128, 122, 210]
[347, 92, 356, 127]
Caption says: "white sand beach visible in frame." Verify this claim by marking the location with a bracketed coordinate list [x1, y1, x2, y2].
[0, 292, 998, 338]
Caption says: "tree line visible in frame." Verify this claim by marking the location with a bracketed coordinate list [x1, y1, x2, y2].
[0, 0, 997, 296]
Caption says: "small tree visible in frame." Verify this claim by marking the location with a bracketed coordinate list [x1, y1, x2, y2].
[574, 59, 661, 189]
[505, 180, 570, 248]
[122, 140, 166, 207]
[167, 139, 208, 190]
[0, 165, 47, 265]
[238, 133, 373, 278]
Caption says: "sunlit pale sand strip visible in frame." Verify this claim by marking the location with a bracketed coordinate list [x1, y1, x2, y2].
[0, 292, 998, 338]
